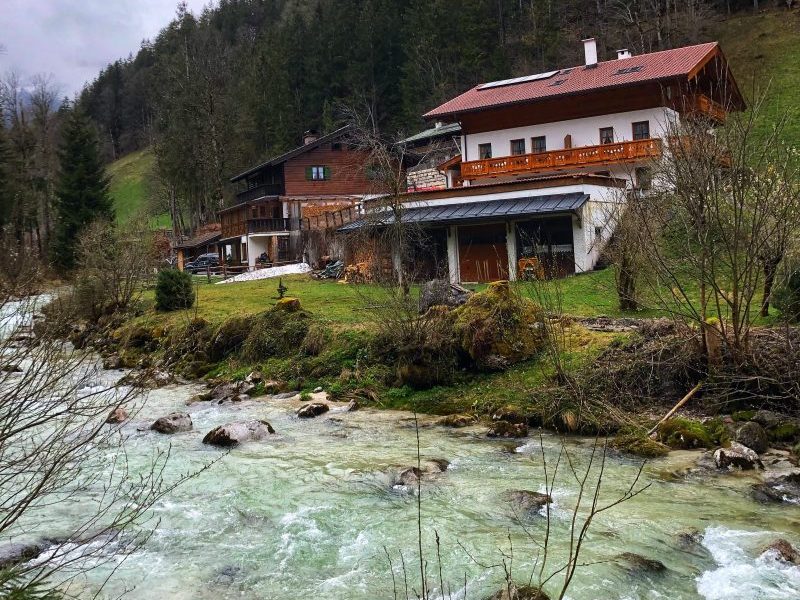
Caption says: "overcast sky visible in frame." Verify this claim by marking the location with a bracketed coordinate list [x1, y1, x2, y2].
[0, 0, 211, 98]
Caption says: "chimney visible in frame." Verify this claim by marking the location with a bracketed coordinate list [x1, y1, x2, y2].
[303, 130, 319, 145]
[617, 48, 632, 60]
[582, 38, 598, 67]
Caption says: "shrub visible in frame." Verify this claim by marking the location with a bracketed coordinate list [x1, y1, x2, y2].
[453, 281, 544, 371]
[155, 269, 195, 312]
[774, 269, 800, 322]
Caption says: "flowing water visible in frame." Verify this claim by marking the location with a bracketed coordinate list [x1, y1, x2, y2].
[12, 367, 800, 600]
[2, 296, 797, 600]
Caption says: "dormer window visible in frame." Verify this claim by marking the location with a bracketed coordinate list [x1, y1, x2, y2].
[632, 121, 650, 140]
[599, 127, 615, 145]
[479, 143, 492, 160]
[510, 139, 526, 155]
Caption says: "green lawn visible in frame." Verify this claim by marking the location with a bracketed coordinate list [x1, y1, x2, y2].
[107, 148, 170, 228]
[714, 8, 800, 143]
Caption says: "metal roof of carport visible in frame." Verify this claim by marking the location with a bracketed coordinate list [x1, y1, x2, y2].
[338, 192, 588, 232]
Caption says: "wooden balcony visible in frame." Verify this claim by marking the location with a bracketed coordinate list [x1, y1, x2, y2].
[236, 183, 283, 204]
[461, 138, 662, 180]
[689, 94, 727, 123]
[247, 218, 294, 233]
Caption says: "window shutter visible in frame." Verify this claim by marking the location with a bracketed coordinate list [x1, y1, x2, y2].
[305, 166, 312, 180]
[323, 166, 331, 180]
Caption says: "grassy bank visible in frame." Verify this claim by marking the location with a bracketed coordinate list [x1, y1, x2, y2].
[107, 148, 170, 228]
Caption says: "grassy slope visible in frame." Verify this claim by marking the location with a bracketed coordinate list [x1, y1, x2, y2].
[106, 148, 170, 228]
[713, 8, 800, 143]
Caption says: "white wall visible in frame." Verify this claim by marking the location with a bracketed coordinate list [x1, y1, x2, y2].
[461, 107, 678, 162]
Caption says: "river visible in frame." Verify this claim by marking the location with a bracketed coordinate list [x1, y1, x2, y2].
[12, 363, 799, 600]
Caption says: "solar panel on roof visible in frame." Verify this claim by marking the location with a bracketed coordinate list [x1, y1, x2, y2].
[478, 70, 560, 90]
[613, 65, 644, 75]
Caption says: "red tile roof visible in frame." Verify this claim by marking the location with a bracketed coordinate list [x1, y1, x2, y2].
[425, 42, 720, 119]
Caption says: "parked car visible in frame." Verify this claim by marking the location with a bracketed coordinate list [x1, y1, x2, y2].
[185, 253, 220, 274]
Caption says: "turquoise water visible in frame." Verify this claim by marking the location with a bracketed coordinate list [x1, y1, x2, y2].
[16, 373, 800, 600]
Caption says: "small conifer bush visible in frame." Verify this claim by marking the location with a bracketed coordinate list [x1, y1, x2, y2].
[155, 269, 195, 312]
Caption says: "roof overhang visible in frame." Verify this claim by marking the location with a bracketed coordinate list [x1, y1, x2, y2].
[339, 192, 589, 232]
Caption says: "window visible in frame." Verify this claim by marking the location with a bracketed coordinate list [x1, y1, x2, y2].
[632, 121, 650, 140]
[510, 139, 526, 155]
[306, 166, 330, 180]
[531, 136, 547, 153]
[331, 142, 342, 151]
[635, 166, 652, 190]
[599, 127, 614, 145]
[478, 143, 492, 160]
[594, 226, 603, 240]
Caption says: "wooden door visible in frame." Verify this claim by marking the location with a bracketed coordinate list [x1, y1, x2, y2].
[458, 223, 508, 282]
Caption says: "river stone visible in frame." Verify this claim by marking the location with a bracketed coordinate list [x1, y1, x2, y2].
[202, 420, 275, 447]
[345, 400, 359, 412]
[0, 541, 47, 568]
[504, 490, 552, 513]
[483, 583, 550, 600]
[751, 410, 783, 429]
[151, 412, 193, 434]
[395, 459, 450, 486]
[714, 442, 763, 470]
[106, 407, 129, 424]
[436, 414, 476, 427]
[751, 469, 800, 504]
[487, 421, 529, 438]
[617, 552, 667, 574]
[761, 539, 800, 565]
[735, 421, 768, 454]
[297, 402, 329, 418]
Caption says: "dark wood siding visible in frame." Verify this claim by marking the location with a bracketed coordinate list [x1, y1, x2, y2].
[284, 144, 374, 196]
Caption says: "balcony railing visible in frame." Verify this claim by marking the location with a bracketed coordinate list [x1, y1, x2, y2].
[690, 94, 727, 123]
[461, 138, 662, 179]
[236, 183, 283, 204]
[247, 218, 294, 233]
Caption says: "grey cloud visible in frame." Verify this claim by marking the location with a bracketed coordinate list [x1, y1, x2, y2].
[0, 0, 210, 97]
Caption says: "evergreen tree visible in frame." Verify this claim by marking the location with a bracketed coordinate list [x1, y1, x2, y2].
[51, 109, 114, 272]
[0, 126, 13, 230]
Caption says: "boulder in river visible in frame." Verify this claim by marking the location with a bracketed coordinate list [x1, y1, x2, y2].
[735, 421, 768, 454]
[504, 490, 552, 513]
[394, 459, 450, 486]
[488, 421, 529, 438]
[0, 541, 48, 568]
[761, 538, 800, 565]
[436, 414, 476, 427]
[202, 420, 275, 447]
[151, 412, 193, 434]
[483, 583, 550, 600]
[616, 552, 667, 575]
[106, 407, 129, 424]
[713, 442, 763, 470]
[751, 469, 800, 504]
[297, 402, 329, 418]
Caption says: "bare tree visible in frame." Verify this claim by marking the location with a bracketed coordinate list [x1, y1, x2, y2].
[0, 276, 213, 596]
[628, 89, 800, 362]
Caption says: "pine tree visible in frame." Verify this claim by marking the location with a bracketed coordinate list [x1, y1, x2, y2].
[0, 125, 13, 230]
[51, 109, 114, 272]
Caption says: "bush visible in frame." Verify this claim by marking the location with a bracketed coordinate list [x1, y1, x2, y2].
[155, 269, 195, 312]
[774, 269, 800, 322]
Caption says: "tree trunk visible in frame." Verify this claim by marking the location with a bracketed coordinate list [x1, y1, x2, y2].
[761, 256, 780, 317]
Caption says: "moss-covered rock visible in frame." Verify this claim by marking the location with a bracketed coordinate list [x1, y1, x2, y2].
[241, 305, 310, 362]
[610, 433, 670, 458]
[731, 410, 756, 422]
[453, 281, 544, 371]
[275, 297, 301, 311]
[656, 417, 714, 449]
[768, 422, 800, 443]
[210, 315, 253, 362]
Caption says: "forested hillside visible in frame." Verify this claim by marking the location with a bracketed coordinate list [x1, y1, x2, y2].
[80, 0, 797, 234]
